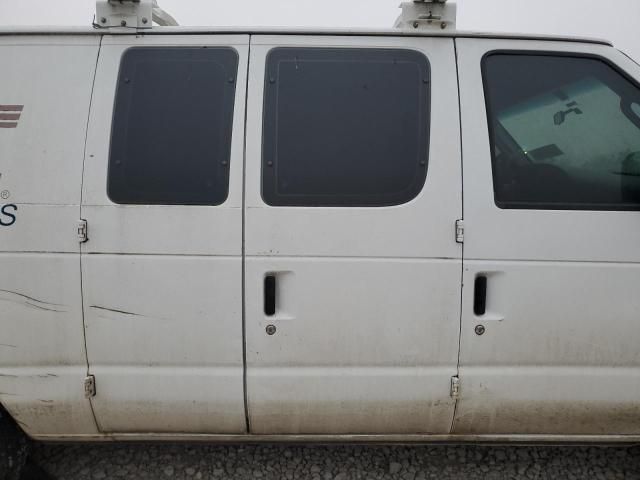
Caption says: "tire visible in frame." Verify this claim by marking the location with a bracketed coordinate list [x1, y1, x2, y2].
[0, 407, 29, 480]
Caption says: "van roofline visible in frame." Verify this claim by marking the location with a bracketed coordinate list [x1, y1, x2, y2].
[0, 26, 613, 47]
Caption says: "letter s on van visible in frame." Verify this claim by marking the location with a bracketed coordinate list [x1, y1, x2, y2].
[0, 204, 17, 226]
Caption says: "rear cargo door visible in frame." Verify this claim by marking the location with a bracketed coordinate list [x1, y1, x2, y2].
[81, 34, 249, 433]
[244, 35, 462, 434]
[0, 34, 99, 438]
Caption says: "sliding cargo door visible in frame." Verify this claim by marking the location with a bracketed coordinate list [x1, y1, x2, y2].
[244, 36, 462, 434]
[81, 35, 248, 433]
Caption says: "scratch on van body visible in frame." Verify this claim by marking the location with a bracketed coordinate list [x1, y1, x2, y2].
[0, 290, 67, 313]
[23, 302, 65, 313]
[0, 374, 17, 378]
[90, 305, 146, 317]
[93, 308, 172, 323]
[0, 289, 65, 307]
[0, 344, 17, 348]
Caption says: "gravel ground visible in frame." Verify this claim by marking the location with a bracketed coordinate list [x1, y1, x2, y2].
[25, 443, 640, 480]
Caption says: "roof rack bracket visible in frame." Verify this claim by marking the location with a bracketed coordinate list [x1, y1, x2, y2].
[394, 0, 457, 31]
[95, 0, 178, 29]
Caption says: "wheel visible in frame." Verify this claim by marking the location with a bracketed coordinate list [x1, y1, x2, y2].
[0, 407, 29, 480]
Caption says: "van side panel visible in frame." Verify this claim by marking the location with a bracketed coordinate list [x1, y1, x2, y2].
[455, 38, 640, 435]
[0, 36, 100, 435]
[81, 35, 249, 433]
[244, 36, 463, 435]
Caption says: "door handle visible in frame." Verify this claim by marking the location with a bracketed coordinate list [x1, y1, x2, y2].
[473, 275, 487, 316]
[264, 274, 276, 316]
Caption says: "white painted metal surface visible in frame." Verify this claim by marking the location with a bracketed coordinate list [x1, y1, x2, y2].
[454, 38, 640, 435]
[244, 35, 462, 434]
[81, 34, 249, 434]
[0, 36, 100, 436]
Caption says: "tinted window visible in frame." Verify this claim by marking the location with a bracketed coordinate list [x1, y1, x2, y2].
[484, 53, 640, 210]
[108, 47, 238, 205]
[262, 48, 430, 207]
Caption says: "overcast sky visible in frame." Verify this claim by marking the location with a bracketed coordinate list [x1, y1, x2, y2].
[1, 0, 639, 60]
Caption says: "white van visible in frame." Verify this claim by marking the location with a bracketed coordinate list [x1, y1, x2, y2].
[2, 0, 640, 476]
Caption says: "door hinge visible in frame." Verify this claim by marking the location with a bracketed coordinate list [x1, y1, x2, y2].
[78, 219, 88, 243]
[450, 375, 460, 399]
[84, 375, 96, 398]
[455, 219, 464, 244]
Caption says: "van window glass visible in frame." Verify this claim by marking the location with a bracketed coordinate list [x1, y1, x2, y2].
[108, 47, 238, 205]
[262, 48, 430, 207]
[484, 54, 640, 210]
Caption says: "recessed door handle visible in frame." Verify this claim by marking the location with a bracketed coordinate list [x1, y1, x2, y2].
[264, 275, 276, 316]
[473, 275, 487, 316]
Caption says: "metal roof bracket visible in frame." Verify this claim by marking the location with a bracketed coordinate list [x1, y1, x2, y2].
[394, 0, 457, 31]
[95, 0, 178, 29]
